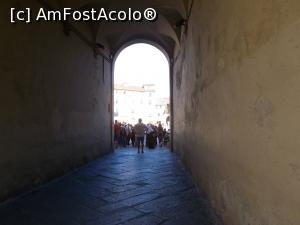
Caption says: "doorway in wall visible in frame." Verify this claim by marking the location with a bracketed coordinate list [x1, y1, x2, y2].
[113, 43, 171, 150]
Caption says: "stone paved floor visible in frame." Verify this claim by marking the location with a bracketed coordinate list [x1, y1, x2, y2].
[0, 148, 222, 225]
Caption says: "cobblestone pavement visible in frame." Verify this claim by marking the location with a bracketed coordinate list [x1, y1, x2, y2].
[0, 148, 223, 225]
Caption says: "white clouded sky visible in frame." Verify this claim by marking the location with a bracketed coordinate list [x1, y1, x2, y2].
[114, 43, 170, 98]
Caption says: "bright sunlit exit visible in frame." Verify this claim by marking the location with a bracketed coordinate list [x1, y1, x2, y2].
[114, 43, 170, 128]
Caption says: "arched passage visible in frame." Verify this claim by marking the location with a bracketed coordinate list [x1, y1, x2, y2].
[112, 42, 171, 149]
[1, 1, 300, 225]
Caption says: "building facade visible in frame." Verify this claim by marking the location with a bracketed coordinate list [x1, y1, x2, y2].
[114, 84, 169, 127]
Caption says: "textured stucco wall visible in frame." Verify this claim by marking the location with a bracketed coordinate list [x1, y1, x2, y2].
[0, 1, 112, 201]
[173, 0, 300, 225]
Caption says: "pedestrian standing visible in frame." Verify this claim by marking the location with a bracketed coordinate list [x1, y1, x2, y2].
[134, 119, 147, 153]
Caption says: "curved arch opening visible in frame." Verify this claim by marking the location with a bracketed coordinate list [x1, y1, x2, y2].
[113, 42, 171, 150]
[113, 39, 171, 64]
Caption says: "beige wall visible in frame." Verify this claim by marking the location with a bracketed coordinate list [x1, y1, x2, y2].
[173, 0, 300, 225]
[0, 1, 112, 201]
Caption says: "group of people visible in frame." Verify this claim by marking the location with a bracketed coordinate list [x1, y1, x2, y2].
[114, 119, 170, 153]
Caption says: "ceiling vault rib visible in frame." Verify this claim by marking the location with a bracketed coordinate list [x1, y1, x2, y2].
[37, 0, 111, 61]
[183, 0, 194, 34]
[36, 0, 186, 60]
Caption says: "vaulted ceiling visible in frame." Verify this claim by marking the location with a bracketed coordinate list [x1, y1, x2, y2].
[45, 0, 188, 57]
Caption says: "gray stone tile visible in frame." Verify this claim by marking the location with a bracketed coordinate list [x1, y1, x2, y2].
[87, 207, 142, 225]
[134, 195, 184, 213]
[0, 148, 222, 225]
[118, 192, 160, 207]
[101, 187, 153, 203]
[119, 214, 164, 225]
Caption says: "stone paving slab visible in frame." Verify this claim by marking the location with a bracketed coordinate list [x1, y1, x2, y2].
[0, 147, 223, 225]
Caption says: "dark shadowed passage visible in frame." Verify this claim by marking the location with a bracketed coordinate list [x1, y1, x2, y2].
[0, 148, 222, 225]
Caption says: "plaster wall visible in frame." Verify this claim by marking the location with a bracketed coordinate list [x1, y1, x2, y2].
[173, 0, 300, 224]
[0, 1, 112, 201]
